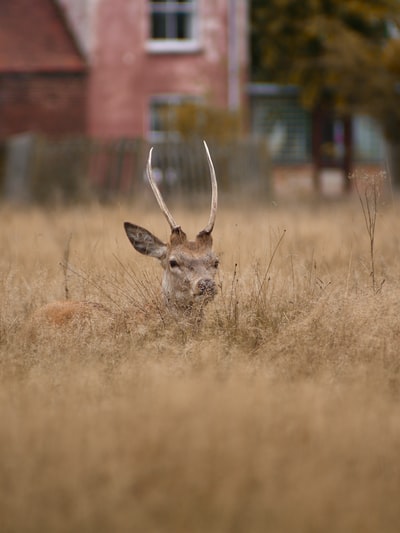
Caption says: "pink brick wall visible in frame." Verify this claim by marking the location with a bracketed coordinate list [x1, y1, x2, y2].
[0, 73, 86, 138]
[80, 0, 248, 138]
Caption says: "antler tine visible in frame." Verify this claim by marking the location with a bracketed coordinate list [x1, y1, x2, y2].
[146, 147, 180, 231]
[200, 140, 218, 235]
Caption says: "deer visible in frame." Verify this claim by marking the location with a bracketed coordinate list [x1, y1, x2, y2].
[35, 141, 219, 326]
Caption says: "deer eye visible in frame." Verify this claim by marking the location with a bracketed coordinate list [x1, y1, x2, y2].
[213, 259, 219, 268]
[169, 259, 179, 268]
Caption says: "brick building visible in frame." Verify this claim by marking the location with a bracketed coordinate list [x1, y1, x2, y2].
[0, 0, 87, 138]
[57, 0, 248, 139]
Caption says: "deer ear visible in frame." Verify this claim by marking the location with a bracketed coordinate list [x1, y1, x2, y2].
[124, 222, 167, 259]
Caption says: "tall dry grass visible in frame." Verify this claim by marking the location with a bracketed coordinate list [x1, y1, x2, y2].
[1, 193, 400, 532]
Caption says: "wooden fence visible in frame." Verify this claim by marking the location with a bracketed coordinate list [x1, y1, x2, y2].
[1, 135, 272, 203]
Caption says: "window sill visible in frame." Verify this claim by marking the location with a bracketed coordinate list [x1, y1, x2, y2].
[146, 40, 202, 54]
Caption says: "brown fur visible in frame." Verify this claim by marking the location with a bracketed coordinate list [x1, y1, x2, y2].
[34, 143, 218, 326]
[34, 301, 111, 326]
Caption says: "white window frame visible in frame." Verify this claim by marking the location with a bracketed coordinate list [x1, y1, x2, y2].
[146, 0, 201, 54]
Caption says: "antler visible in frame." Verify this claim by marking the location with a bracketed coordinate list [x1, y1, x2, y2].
[199, 140, 218, 235]
[146, 141, 217, 236]
[146, 147, 180, 232]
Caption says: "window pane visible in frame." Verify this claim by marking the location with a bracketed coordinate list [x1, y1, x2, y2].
[177, 13, 191, 39]
[151, 13, 167, 38]
[165, 13, 177, 38]
[149, 0, 195, 40]
[150, 102, 165, 132]
[150, 102, 176, 132]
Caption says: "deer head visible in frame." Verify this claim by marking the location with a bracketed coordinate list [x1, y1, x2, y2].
[124, 141, 219, 312]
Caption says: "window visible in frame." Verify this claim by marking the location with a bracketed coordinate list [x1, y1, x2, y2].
[149, 94, 200, 142]
[251, 94, 312, 163]
[147, 0, 199, 53]
[148, 94, 201, 189]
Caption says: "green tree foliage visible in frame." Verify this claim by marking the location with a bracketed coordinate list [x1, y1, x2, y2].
[251, 0, 400, 141]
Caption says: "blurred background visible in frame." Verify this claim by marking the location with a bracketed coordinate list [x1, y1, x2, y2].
[0, 0, 399, 203]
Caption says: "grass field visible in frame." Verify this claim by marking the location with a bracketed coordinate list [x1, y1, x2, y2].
[1, 189, 400, 532]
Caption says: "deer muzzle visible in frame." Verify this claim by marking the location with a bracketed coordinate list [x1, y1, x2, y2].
[195, 278, 217, 299]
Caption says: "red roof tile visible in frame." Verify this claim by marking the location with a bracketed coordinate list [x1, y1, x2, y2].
[0, 0, 86, 73]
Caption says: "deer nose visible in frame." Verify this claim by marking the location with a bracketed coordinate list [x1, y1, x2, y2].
[196, 278, 217, 297]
